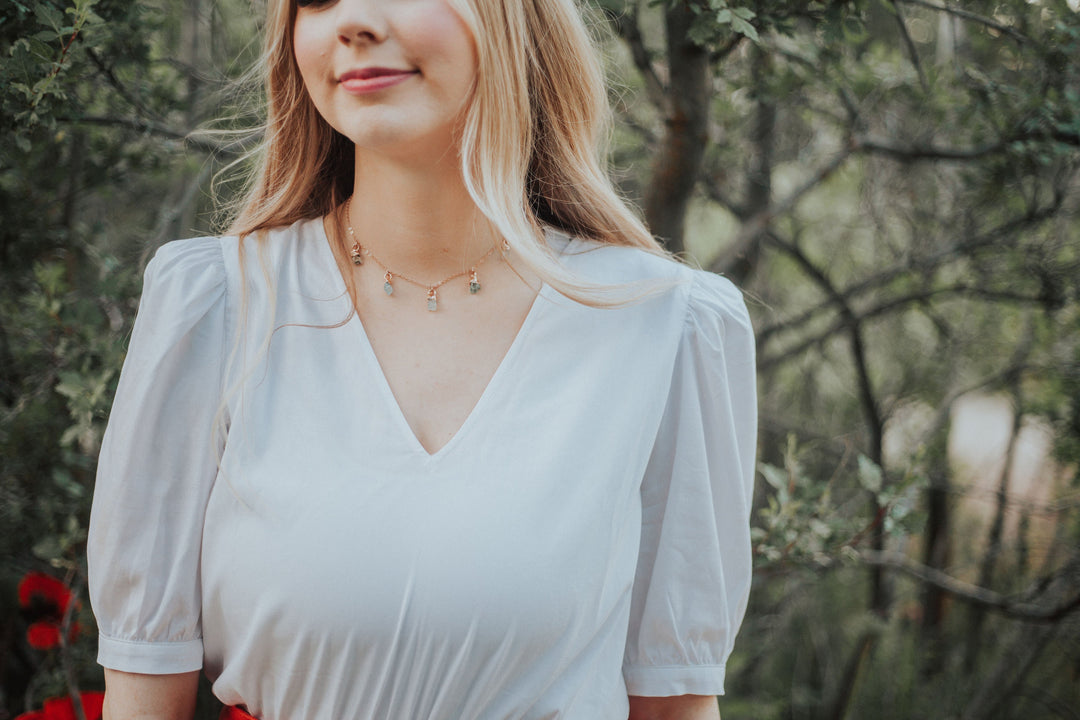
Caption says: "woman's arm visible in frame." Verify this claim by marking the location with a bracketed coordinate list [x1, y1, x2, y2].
[102, 669, 200, 720]
[628, 694, 721, 720]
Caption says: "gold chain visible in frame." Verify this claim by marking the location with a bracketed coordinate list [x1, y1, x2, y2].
[343, 197, 502, 312]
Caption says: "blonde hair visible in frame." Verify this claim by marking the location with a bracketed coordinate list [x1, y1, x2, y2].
[225, 0, 673, 305]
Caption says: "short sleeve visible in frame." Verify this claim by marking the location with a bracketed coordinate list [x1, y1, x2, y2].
[622, 270, 757, 697]
[87, 236, 229, 674]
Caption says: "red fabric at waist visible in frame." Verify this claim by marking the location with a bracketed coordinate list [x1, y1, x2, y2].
[220, 707, 258, 720]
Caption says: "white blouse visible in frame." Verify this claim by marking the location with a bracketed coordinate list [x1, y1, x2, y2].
[87, 217, 757, 720]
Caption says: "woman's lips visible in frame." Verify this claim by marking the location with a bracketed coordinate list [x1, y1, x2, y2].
[339, 68, 417, 94]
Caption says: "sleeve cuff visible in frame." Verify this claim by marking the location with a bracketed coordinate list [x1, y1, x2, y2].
[97, 634, 204, 674]
[623, 663, 727, 697]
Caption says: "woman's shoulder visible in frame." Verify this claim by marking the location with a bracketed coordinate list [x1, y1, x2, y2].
[150, 216, 322, 285]
[551, 229, 751, 330]
[142, 234, 230, 312]
[683, 264, 753, 335]
[550, 229, 686, 286]
[150, 233, 228, 273]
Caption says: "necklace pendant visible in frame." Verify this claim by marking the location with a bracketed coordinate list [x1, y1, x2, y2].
[383, 271, 394, 296]
[350, 242, 363, 266]
[468, 268, 480, 295]
[427, 288, 438, 312]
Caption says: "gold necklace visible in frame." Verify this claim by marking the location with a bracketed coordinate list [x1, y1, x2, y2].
[343, 197, 503, 312]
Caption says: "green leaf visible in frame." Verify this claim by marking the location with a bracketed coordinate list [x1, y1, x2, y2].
[857, 455, 883, 493]
[60, 424, 83, 447]
[25, 37, 55, 62]
[34, 262, 67, 295]
[34, 2, 63, 31]
[760, 463, 787, 491]
[11, 82, 33, 100]
[731, 15, 759, 41]
[55, 370, 86, 400]
[841, 15, 867, 42]
[760, 463, 791, 504]
[877, 0, 898, 15]
[52, 468, 86, 498]
[33, 535, 64, 562]
[687, 21, 714, 46]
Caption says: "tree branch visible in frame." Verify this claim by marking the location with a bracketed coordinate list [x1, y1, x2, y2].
[758, 284, 1054, 371]
[611, 101, 659, 147]
[852, 126, 1080, 163]
[700, 171, 746, 218]
[755, 204, 1062, 347]
[760, 229, 885, 459]
[891, 1, 928, 93]
[896, 0, 1030, 44]
[1016, 687, 1080, 720]
[857, 550, 1080, 622]
[759, 226, 889, 610]
[84, 47, 165, 123]
[601, 1, 669, 115]
[56, 115, 259, 156]
[854, 135, 1006, 161]
[708, 144, 854, 274]
[708, 33, 745, 65]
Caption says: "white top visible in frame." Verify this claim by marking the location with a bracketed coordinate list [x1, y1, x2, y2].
[87, 217, 757, 720]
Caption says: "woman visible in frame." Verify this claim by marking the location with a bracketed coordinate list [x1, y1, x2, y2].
[87, 0, 757, 718]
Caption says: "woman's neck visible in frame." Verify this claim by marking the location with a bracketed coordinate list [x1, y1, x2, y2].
[347, 151, 496, 278]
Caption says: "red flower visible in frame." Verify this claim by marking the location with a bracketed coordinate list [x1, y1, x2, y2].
[14, 691, 105, 720]
[17, 572, 80, 650]
[26, 622, 62, 650]
[18, 572, 72, 609]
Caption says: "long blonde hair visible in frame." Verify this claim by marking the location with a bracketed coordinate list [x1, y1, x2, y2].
[226, 0, 672, 304]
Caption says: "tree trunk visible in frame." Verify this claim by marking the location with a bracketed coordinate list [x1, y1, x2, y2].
[165, 0, 204, 240]
[727, 44, 774, 286]
[62, 129, 86, 287]
[919, 429, 952, 677]
[643, 1, 709, 254]
[965, 384, 1023, 671]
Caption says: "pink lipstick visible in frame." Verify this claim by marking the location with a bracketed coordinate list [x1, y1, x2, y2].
[339, 67, 417, 94]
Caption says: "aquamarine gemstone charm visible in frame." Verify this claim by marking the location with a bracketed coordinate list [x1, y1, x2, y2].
[426, 288, 438, 311]
[383, 271, 393, 295]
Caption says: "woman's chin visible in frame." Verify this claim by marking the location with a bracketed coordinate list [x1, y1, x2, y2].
[349, 128, 460, 167]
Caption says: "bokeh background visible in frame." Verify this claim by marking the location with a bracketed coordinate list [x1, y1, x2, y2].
[2, 0, 1079, 718]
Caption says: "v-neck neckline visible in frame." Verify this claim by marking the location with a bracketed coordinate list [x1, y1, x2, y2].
[311, 217, 574, 463]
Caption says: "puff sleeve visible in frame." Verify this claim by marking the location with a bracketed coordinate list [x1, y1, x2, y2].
[622, 270, 757, 697]
[87, 236, 229, 674]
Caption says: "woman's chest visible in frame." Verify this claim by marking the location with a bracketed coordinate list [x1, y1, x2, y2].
[204, 304, 676, 627]
[197, 297, 684, 707]
[348, 258, 544, 456]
